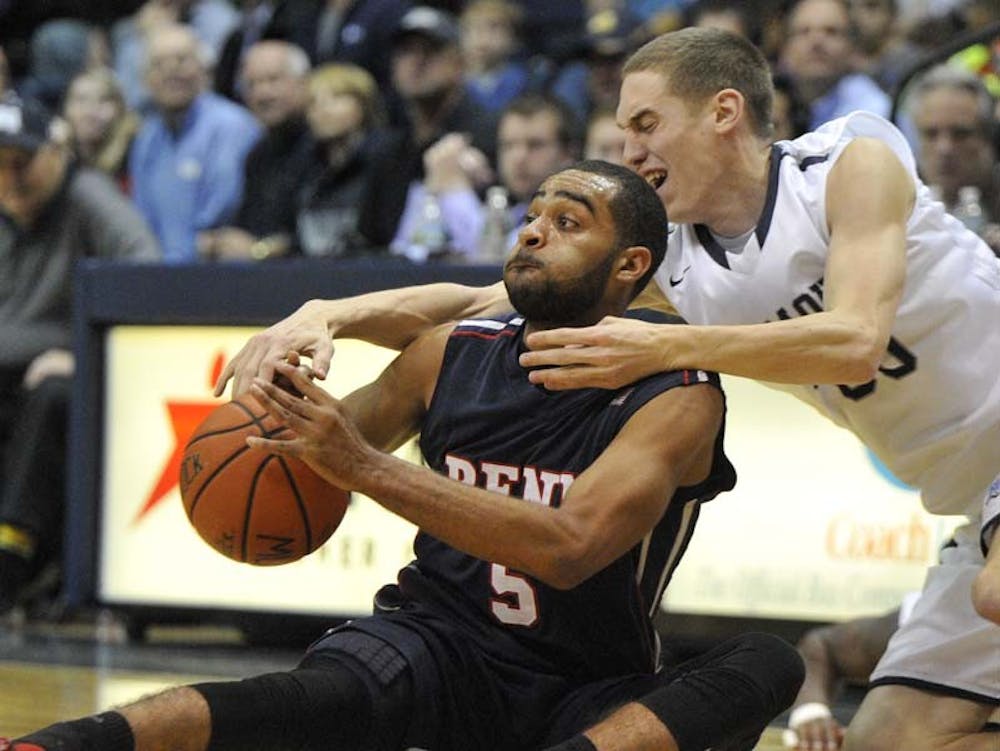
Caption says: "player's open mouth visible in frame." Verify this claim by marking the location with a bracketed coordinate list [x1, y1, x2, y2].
[645, 171, 667, 190]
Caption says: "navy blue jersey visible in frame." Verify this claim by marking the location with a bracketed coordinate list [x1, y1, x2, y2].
[384, 311, 735, 684]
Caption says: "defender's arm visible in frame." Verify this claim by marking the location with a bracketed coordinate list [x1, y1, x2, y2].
[216, 282, 509, 398]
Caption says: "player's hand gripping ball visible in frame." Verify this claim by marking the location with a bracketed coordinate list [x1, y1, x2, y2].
[179, 394, 349, 565]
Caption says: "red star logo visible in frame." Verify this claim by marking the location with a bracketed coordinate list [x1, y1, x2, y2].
[133, 352, 226, 524]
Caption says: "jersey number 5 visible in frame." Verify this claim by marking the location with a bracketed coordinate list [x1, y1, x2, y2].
[490, 563, 539, 627]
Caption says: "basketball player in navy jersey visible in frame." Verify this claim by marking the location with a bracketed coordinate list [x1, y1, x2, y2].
[3, 161, 804, 751]
[214, 27, 1000, 751]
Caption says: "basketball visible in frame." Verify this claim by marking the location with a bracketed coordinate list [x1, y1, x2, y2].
[179, 394, 349, 566]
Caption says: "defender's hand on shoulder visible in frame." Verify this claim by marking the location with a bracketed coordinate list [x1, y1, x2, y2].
[519, 316, 676, 390]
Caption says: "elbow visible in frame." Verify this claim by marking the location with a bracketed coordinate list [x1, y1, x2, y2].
[538, 536, 603, 591]
[973, 568, 1000, 626]
[542, 562, 590, 591]
[838, 326, 885, 384]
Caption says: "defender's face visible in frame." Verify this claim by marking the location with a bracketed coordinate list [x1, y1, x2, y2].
[618, 70, 715, 224]
[503, 169, 621, 325]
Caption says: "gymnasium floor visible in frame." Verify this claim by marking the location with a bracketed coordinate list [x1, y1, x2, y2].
[0, 604, 855, 751]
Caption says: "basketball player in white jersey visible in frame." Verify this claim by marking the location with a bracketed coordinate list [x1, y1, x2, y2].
[217, 27, 1000, 751]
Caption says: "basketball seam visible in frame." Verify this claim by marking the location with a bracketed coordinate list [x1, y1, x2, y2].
[187, 425, 288, 518]
[242, 456, 275, 563]
[232, 398, 270, 432]
[277, 457, 313, 552]
[186, 420, 259, 447]
[186, 398, 269, 449]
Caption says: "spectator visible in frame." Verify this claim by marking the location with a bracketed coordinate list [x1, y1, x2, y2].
[198, 40, 313, 261]
[18, 18, 95, 113]
[684, 0, 757, 42]
[111, 0, 240, 111]
[263, 0, 412, 92]
[0, 94, 160, 614]
[0, 47, 9, 96]
[584, 104, 626, 163]
[460, 0, 531, 114]
[779, 0, 891, 130]
[61, 67, 140, 191]
[397, 92, 580, 262]
[847, 0, 923, 93]
[910, 64, 1000, 255]
[358, 5, 498, 252]
[213, 0, 279, 101]
[772, 71, 812, 141]
[506, 0, 585, 64]
[295, 62, 388, 258]
[551, 7, 648, 122]
[129, 24, 262, 263]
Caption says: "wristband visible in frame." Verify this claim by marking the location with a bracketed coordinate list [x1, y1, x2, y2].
[788, 701, 833, 730]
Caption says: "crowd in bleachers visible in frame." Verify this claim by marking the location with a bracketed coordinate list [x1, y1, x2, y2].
[1, 0, 1000, 613]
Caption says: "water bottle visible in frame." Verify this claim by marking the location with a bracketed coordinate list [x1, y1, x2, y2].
[952, 185, 985, 235]
[478, 185, 510, 263]
[408, 192, 450, 262]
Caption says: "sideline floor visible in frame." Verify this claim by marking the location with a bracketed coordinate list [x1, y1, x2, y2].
[0, 608, 822, 750]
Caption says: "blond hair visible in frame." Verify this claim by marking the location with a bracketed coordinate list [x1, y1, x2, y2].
[309, 63, 386, 129]
[64, 67, 140, 176]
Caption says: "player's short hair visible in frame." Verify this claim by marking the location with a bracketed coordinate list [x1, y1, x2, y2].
[309, 62, 385, 129]
[623, 27, 774, 139]
[573, 159, 668, 298]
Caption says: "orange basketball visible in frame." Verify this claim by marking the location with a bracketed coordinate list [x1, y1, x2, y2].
[179, 394, 349, 565]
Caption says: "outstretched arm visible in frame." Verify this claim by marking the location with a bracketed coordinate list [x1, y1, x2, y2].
[520, 138, 914, 390]
[215, 281, 510, 398]
[248, 362, 723, 590]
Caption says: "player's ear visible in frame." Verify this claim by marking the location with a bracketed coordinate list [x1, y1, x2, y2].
[615, 246, 652, 286]
[713, 88, 744, 134]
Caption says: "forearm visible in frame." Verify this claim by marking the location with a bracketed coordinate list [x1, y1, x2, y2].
[356, 450, 582, 588]
[666, 311, 885, 385]
[793, 630, 838, 706]
[322, 281, 509, 350]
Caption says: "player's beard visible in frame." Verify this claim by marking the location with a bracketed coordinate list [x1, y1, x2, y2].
[504, 249, 618, 327]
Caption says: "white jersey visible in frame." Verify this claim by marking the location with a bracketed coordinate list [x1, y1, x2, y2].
[654, 111, 1000, 518]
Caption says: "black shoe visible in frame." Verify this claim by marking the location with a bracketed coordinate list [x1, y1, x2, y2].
[0, 547, 33, 615]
